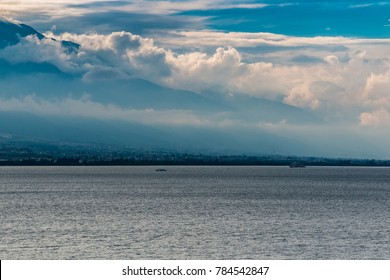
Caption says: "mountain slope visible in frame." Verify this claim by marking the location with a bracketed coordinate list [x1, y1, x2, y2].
[0, 17, 79, 51]
[0, 111, 313, 155]
[0, 17, 44, 48]
[0, 18, 329, 156]
[0, 18, 320, 120]
[222, 94, 322, 124]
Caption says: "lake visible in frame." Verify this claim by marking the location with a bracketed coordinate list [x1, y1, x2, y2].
[1, 166, 389, 259]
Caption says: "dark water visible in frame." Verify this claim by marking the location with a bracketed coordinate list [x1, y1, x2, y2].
[1, 166, 389, 259]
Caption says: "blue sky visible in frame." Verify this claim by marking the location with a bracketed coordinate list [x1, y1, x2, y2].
[181, 1, 390, 38]
[1, 1, 390, 157]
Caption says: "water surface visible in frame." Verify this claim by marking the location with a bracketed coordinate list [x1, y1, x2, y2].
[1, 166, 389, 259]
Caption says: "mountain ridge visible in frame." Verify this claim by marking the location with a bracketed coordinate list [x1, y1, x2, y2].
[0, 17, 44, 48]
[0, 17, 79, 51]
[0, 18, 335, 156]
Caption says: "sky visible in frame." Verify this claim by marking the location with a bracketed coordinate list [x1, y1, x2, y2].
[1, 1, 390, 158]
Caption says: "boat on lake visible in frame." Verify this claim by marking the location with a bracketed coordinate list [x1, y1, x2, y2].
[155, 168, 167, 172]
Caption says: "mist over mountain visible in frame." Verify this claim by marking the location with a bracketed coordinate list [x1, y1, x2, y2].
[0, 19, 317, 119]
[0, 18, 387, 159]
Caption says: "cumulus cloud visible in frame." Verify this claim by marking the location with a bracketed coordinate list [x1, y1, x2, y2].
[155, 31, 390, 116]
[284, 83, 321, 110]
[360, 109, 390, 126]
[166, 47, 247, 92]
[0, 35, 78, 73]
[0, 30, 171, 82]
[361, 69, 390, 108]
[54, 31, 173, 81]
[2, 26, 390, 126]
[324, 55, 340, 65]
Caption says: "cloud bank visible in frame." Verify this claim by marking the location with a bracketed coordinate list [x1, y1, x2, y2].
[2, 28, 389, 126]
[0, 94, 210, 126]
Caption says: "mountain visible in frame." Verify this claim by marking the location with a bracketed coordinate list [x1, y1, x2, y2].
[0, 17, 79, 51]
[205, 91, 322, 124]
[0, 17, 44, 48]
[0, 18, 330, 156]
[0, 111, 314, 155]
[0, 17, 320, 119]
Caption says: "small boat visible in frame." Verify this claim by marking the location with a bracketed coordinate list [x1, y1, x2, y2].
[289, 162, 306, 168]
[155, 168, 167, 172]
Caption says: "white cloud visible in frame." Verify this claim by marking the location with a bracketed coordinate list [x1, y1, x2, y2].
[50, 31, 172, 81]
[158, 30, 390, 49]
[360, 109, 390, 126]
[0, 35, 78, 73]
[0, 1, 89, 19]
[324, 55, 340, 65]
[284, 83, 321, 110]
[349, 4, 375, 8]
[361, 69, 390, 108]
[0, 94, 209, 126]
[166, 47, 246, 92]
[0, 0, 289, 19]
[3, 27, 390, 125]
[349, 2, 390, 9]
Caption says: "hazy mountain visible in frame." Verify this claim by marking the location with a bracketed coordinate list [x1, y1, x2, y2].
[0, 18, 331, 156]
[204, 91, 322, 124]
[0, 111, 313, 155]
[0, 18, 320, 118]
